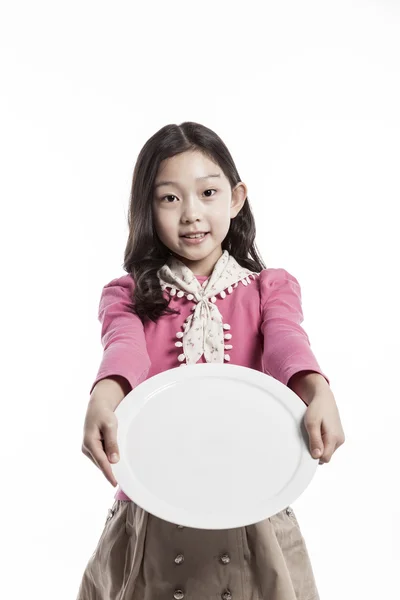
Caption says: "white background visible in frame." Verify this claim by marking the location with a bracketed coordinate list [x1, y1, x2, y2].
[1, 0, 399, 597]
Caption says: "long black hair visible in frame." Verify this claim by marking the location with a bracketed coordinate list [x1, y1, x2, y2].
[123, 121, 267, 322]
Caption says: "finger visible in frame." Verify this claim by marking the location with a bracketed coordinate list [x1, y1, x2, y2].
[320, 439, 337, 463]
[101, 421, 120, 464]
[88, 438, 119, 488]
[305, 420, 324, 459]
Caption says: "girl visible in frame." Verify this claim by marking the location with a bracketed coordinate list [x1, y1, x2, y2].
[78, 121, 345, 600]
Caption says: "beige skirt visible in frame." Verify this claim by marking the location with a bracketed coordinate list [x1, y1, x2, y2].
[76, 500, 320, 600]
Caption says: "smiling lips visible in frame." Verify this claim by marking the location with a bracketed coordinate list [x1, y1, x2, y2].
[182, 232, 208, 239]
[181, 232, 209, 244]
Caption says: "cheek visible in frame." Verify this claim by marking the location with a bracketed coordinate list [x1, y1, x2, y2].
[211, 206, 231, 233]
[152, 215, 166, 245]
[153, 210, 176, 241]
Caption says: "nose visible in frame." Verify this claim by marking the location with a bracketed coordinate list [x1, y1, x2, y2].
[180, 197, 201, 223]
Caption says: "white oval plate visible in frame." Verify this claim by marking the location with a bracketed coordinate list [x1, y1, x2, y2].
[111, 363, 318, 529]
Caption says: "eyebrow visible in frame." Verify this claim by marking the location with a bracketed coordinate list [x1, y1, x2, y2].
[154, 173, 221, 189]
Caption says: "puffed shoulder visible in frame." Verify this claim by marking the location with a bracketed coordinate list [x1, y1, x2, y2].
[259, 267, 302, 310]
[97, 274, 136, 320]
[258, 267, 300, 287]
[102, 273, 136, 291]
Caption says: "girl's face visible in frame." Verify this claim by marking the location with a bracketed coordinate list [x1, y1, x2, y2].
[152, 150, 247, 276]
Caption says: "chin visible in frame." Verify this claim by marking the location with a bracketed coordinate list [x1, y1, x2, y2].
[184, 246, 223, 262]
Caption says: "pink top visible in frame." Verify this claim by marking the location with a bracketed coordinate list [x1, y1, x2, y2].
[91, 267, 330, 501]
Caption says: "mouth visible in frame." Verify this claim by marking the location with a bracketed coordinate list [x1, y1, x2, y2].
[180, 232, 209, 239]
[180, 232, 210, 245]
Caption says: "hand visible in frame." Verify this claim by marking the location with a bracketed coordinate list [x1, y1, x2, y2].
[81, 377, 129, 487]
[304, 390, 345, 464]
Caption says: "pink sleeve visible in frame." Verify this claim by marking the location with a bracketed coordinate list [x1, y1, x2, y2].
[260, 268, 330, 387]
[90, 274, 151, 394]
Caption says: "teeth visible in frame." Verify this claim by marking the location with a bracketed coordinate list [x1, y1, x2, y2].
[185, 233, 206, 239]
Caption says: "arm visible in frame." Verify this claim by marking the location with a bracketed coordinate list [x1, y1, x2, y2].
[90, 275, 151, 399]
[260, 268, 330, 403]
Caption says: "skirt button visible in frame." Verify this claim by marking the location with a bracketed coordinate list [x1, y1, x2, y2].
[174, 591, 185, 600]
[174, 553, 185, 565]
[220, 553, 231, 565]
[222, 591, 232, 600]
[106, 508, 115, 522]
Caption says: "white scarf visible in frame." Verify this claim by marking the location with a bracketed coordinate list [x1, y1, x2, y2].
[157, 250, 259, 365]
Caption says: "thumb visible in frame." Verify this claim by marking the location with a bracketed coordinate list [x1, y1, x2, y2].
[305, 419, 324, 459]
[102, 421, 120, 463]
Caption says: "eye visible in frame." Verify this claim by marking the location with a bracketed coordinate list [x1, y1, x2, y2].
[160, 189, 217, 203]
[161, 194, 178, 203]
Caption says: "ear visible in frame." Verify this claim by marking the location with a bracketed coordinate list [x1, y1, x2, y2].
[230, 182, 248, 218]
